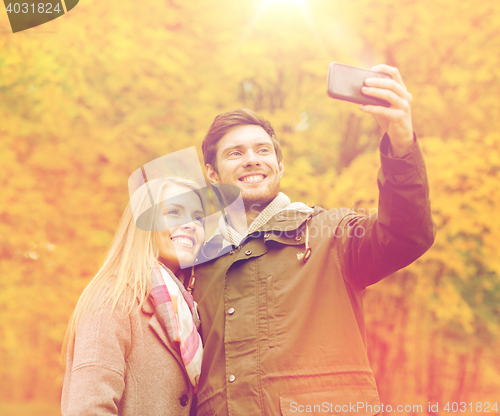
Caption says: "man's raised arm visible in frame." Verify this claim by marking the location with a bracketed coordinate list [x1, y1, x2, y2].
[334, 65, 435, 289]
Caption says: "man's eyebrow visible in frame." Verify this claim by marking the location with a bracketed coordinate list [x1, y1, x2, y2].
[221, 144, 244, 155]
[221, 142, 273, 155]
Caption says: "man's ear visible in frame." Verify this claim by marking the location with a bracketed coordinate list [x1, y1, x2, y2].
[206, 164, 220, 184]
[278, 161, 285, 179]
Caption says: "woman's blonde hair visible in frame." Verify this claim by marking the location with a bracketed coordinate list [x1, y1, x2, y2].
[62, 176, 204, 364]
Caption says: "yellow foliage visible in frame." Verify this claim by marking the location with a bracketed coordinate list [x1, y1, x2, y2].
[1, 0, 500, 406]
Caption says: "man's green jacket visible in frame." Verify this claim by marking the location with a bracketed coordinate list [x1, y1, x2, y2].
[193, 134, 435, 416]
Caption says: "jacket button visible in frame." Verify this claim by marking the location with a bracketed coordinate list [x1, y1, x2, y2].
[228, 374, 236, 383]
[295, 236, 302, 241]
[227, 307, 235, 315]
[180, 394, 189, 407]
[245, 250, 252, 255]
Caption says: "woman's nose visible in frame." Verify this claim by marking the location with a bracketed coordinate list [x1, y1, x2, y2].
[181, 220, 196, 230]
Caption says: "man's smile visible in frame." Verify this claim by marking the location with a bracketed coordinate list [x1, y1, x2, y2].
[239, 173, 267, 183]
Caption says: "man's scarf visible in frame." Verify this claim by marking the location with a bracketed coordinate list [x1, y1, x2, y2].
[150, 262, 203, 389]
[218, 192, 291, 246]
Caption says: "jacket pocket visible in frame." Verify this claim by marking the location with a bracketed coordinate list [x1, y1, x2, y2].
[266, 274, 276, 348]
[280, 387, 381, 416]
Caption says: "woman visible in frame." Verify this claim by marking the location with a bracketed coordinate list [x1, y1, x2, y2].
[61, 177, 205, 416]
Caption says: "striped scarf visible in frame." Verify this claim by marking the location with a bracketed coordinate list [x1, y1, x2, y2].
[219, 192, 291, 246]
[150, 262, 203, 389]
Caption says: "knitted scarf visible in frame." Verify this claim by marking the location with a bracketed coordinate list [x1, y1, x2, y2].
[150, 262, 203, 389]
[219, 192, 291, 246]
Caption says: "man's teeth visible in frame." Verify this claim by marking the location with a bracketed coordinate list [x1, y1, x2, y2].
[242, 175, 264, 182]
[171, 237, 194, 247]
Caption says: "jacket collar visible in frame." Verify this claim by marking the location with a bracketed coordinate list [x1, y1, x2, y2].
[205, 202, 314, 244]
[260, 206, 313, 232]
[200, 205, 319, 260]
[141, 297, 185, 372]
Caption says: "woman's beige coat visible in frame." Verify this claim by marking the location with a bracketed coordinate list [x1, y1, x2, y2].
[61, 296, 195, 416]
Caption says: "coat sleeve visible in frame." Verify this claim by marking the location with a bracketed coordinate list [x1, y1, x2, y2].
[333, 133, 436, 289]
[61, 300, 132, 416]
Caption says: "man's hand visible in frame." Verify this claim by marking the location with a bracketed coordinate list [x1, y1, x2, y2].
[359, 64, 414, 157]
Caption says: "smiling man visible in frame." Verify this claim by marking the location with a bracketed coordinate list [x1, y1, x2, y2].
[205, 123, 285, 236]
[192, 65, 435, 416]
[211, 125, 283, 207]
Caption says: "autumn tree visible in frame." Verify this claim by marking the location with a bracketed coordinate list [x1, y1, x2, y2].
[1, 0, 499, 408]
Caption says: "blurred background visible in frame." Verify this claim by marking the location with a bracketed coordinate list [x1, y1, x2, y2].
[1, 0, 499, 414]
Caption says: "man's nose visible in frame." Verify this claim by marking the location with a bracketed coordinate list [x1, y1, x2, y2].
[242, 150, 261, 166]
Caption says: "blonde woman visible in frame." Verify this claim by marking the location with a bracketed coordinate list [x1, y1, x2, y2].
[61, 177, 205, 416]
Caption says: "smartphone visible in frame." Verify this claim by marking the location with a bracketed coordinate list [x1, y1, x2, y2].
[327, 62, 392, 107]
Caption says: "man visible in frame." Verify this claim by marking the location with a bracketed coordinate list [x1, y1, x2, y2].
[192, 65, 435, 416]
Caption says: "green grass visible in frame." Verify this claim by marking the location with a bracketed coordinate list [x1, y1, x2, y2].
[0, 402, 60, 416]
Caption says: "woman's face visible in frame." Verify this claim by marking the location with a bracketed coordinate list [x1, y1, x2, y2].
[155, 184, 205, 274]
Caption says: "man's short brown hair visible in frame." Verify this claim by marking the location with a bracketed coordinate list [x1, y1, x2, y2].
[202, 108, 283, 172]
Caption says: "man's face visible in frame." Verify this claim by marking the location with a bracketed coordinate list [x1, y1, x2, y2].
[206, 125, 284, 211]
